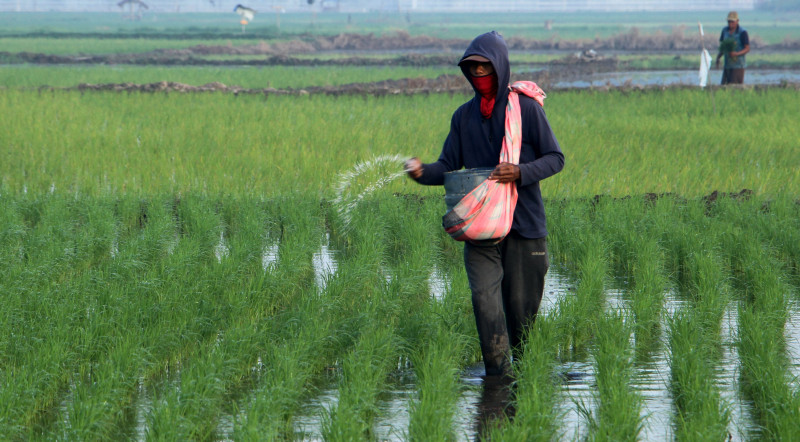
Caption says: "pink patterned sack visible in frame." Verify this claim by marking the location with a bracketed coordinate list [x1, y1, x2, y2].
[442, 81, 546, 244]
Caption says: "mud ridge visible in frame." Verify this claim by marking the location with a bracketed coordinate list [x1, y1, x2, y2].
[46, 77, 800, 97]
[3, 29, 799, 67]
[0, 51, 461, 67]
[7, 29, 800, 53]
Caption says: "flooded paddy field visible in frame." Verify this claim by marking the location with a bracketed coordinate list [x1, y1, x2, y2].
[3, 10, 800, 440]
[1, 192, 799, 440]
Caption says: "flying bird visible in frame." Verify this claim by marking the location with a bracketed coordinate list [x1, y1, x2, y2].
[234, 4, 256, 22]
[117, 0, 148, 10]
[118, 0, 148, 21]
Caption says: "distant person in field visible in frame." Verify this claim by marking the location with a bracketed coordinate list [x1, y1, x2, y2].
[716, 11, 750, 85]
[405, 31, 564, 378]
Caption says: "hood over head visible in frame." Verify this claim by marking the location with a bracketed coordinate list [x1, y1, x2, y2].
[459, 31, 510, 99]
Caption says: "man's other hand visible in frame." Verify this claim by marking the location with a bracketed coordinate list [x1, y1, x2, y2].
[489, 162, 520, 183]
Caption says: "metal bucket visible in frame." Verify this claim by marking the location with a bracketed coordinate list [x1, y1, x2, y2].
[443, 167, 493, 211]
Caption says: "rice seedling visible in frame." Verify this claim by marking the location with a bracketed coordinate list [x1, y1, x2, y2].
[731, 229, 800, 439]
[3, 87, 800, 198]
[486, 314, 565, 441]
[667, 309, 732, 441]
[549, 204, 609, 354]
[321, 324, 400, 441]
[1, 35, 799, 437]
[3, 189, 800, 437]
[591, 197, 668, 349]
[668, 250, 732, 440]
[406, 325, 467, 441]
[584, 311, 644, 441]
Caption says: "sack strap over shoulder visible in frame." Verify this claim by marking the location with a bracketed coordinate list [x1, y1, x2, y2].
[443, 82, 546, 244]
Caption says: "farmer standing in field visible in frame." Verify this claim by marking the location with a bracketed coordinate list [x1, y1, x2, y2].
[405, 31, 564, 378]
[715, 11, 750, 85]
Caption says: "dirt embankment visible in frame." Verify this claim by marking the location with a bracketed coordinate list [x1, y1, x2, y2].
[68, 74, 470, 96]
[58, 75, 800, 97]
[4, 29, 799, 67]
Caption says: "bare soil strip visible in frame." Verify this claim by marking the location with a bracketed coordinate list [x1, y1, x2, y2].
[50, 77, 800, 96]
[2, 30, 799, 67]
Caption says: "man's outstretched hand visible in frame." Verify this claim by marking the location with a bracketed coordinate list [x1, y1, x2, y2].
[404, 157, 423, 179]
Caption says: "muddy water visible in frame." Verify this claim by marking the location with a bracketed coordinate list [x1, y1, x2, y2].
[312, 232, 337, 291]
[214, 230, 229, 262]
[293, 388, 339, 439]
[292, 268, 575, 441]
[786, 300, 800, 390]
[548, 278, 686, 441]
[428, 265, 449, 302]
[633, 291, 684, 441]
[121, 263, 795, 440]
[549, 69, 800, 88]
[719, 302, 750, 441]
[261, 241, 280, 271]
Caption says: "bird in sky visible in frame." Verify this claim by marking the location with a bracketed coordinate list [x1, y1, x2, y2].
[234, 4, 256, 21]
[117, 0, 148, 10]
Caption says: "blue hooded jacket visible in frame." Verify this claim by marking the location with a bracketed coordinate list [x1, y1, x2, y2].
[415, 31, 564, 239]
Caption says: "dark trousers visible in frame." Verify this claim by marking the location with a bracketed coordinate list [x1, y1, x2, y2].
[464, 231, 549, 376]
[721, 68, 745, 85]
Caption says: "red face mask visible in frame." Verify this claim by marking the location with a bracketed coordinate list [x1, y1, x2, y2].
[471, 72, 498, 118]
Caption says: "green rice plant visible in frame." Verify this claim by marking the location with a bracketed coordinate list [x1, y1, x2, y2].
[545, 88, 800, 199]
[3, 87, 800, 198]
[487, 314, 565, 441]
[718, 196, 800, 286]
[142, 195, 367, 440]
[231, 199, 347, 439]
[718, 38, 738, 61]
[234, 301, 343, 439]
[556, 229, 609, 356]
[732, 232, 800, 438]
[737, 306, 800, 439]
[407, 324, 468, 441]
[592, 197, 668, 350]
[322, 325, 400, 441]
[0, 64, 454, 89]
[585, 311, 644, 441]
[547, 198, 594, 272]
[681, 250, 731, 339]
[667, 309, 731, 441]
[0, 37, 256, 55]
[0, 194, 123, 436]
[667, 249, 731, 442]
[628, 237, 667, 350]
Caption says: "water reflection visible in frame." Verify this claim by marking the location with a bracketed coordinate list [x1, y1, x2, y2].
[635, 290, 683, 442]
[283, 266, 796, 440]
[428, 265, 448, 302]
[214, 230, 229, 262]
[559, 360, 595, 441]
[373, 378, 414, 441]
[551, 69, 800, 89]
[134, 377, 152, 441]
[473, 374, 516, 440]
[261, 241, 279, 271]
[312, 232, 337, 291]
[719, 301, 749, 441]
[786, 300, 800, 390]
[293, 388, 339, 440]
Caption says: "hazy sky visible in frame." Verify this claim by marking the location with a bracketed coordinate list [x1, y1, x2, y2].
[1, 0, 754, 13]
